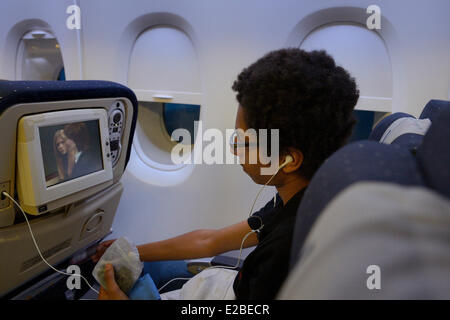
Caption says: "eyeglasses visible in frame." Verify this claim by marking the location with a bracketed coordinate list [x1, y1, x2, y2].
[229, 129, 258, 154]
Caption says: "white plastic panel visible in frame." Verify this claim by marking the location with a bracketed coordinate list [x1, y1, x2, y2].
[128, 26, 202, 104]
[134, 101, 183, 168]
[300, 23, 393, 112]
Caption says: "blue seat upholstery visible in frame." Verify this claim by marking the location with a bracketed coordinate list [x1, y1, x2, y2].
[419, 99, 450, 122]
[369, 113, 426, 152]
[416, 107, 450, 198]
[289, 141, 426, 267]
[369, 112, 415, 142]
[369, 100, 450, 153]
[290, 99, 450, 268]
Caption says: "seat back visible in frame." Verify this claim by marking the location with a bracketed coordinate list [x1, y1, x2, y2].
[290, 141, 425, 267]
[290, 99, 449, 268]
[416, 107, 450, 198]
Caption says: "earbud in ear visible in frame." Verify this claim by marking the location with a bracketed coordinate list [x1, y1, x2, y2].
[285, 155, 293, 164]
[279, 155, 293, 169]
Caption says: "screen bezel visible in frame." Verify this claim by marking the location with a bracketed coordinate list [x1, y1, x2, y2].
[17, 108, 113, 208]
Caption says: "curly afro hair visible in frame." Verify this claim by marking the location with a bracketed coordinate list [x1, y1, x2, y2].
[232, 48, 359, 180]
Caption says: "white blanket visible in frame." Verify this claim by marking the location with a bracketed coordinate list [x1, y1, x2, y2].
[161, 268, 238, 300]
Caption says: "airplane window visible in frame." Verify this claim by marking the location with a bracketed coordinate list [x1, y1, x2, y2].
[350, 110, 389, 141]
[128, 25, 202, 172]
[134, 101, 200, 169]
[16, 30, 65, 81]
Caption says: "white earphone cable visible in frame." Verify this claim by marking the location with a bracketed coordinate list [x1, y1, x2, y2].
[159, 158, 291, 293]
[248, 158, 290, 217]
[2, 191, 99, 295]
[2, 157, 292, 296]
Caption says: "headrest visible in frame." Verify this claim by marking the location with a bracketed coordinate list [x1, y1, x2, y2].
[369, 112, 414, 142]
[0, 80, 138, 168]
[420, 99, 450, 122]
[369, 112, 431, 151]
[290, 140, 426, 268]
[417, 107, 450, 198]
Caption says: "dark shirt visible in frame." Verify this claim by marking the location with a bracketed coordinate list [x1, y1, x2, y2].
[70, 151, 102, 179]
[233, 188, 306, 299]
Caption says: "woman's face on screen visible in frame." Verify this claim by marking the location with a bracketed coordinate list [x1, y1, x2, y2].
[55, 132, 76, 156]
[56, 136, 68, 155]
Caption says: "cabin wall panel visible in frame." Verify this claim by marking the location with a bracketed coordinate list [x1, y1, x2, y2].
[0, 0, 448, 244]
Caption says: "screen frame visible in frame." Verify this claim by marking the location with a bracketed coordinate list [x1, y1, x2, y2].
[17, 108, 113, 212]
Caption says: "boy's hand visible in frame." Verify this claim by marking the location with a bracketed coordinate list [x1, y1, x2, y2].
[91, 239, 116, 263]
[98, 264, 129, 300]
